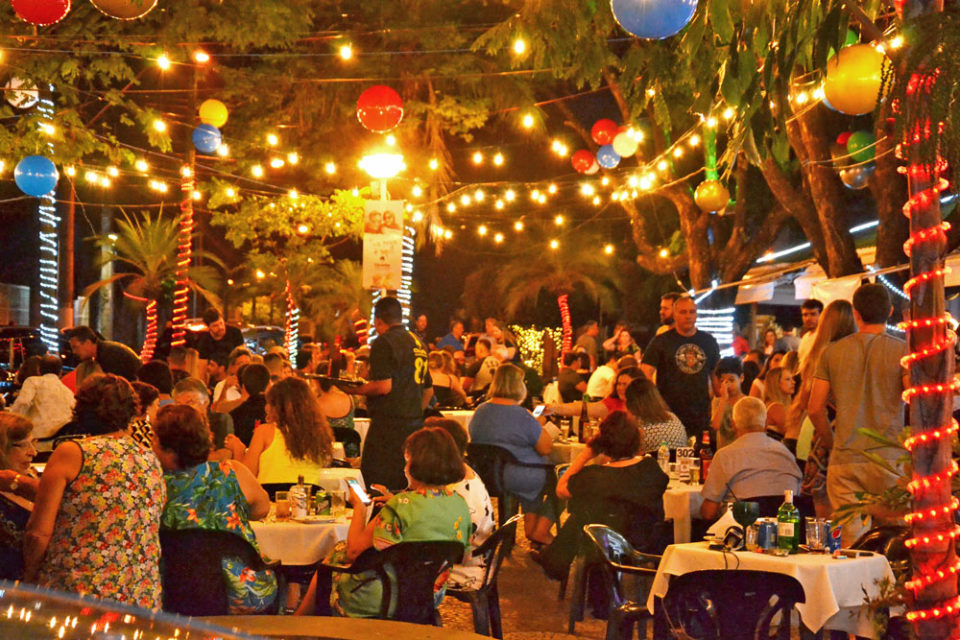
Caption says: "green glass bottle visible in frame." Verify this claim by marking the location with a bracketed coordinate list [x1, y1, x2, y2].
[776, 489, 800, 554]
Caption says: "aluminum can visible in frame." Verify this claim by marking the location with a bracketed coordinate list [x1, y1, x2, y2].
[826, 522, 843, 553]
[755, 518, 778, 550]
[290, 484, 308, 519]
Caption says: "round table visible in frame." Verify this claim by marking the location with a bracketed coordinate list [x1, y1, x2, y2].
[549, 440, 587, 464]
[252, 514, 351, 566]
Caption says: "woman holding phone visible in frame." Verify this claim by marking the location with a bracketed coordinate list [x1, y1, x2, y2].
[295, 427, 470, 617]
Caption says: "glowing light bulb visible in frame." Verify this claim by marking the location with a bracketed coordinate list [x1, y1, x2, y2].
[548, 183, 557, 194]
[385, 134, 396, 147]
[297, 224, 309, 234]
[269, 157, 285, 169]
[251, 165, 264, 178]
[478, 224, 488, 236]
[38, 123, 55, 135]
[135, 159, 149, 172]
[580, 183, 595, 197]
[412, 210, 423, 223]
[444, 229, 452, 239]
[193, 50, 210, 64]
[888, 35, 904, 50]
[495, 200, 505, 210]
[646, 88, 656, 97]
[494, 232, 504, 243]
[604, 244, 614, 255]
[412, 185, 423, 198]
[429, 158, 439, 171]
[157, 54, 171, 70]
[514, 220, 524, 231]
[256, 270, 265, 279]
[657, 160, 669, 171]
[592, 196, 601, 205]
[505, 189, 516, 202]
[152, 119, 166, 132]
[64, 165, 75, 177]
[447, 203, 456, 213]
[537, 194, 546, 204]
[689, 134, 701, 147]
[549, 239, 559, 250]
[216, 144, 229, 157]
[180, 166, 192, 178]
[522, 113, 535, 129]
[722, 107, 735, 120]
[600, 177, 609, 186]
[100, 177, 112, 188]
[324, 162, 336, 175]
[461, 194, 472, 206]
[85, 171, 98, 183]
[531, 189, 540, 201]
[339, 44, 353, 60]
[287, 152, 299, 165]
[289, 189, 299, 200]
[659, 248, 669, 258]
[107, 166, 119, 177]
[628, 176, 639, 188]
[513, 38, 526, 55]
[706, 117, 718, 128]
[225, 187, 236, 198]
[192, 190, 202, 201]
[794, 91, 809, 105]
[474, 189, 485, 202]
[266, 133, 279, 146]
[493, 152, 504, 166]
[472, 151, 483, 165]
[673, 147, 684, 158]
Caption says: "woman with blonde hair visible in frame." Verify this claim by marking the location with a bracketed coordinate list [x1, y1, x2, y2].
[429, 351, 467, 408]
[240, 376, 334, 483]
[0, 412, 39, 579]
[763, 367, 796, 436]
[469, 364, 557, 546]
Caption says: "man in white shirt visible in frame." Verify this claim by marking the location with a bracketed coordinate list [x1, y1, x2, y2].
[9, 355, 75, 442]
[211, 346, 251, 413]
[585, 352, 617, 399]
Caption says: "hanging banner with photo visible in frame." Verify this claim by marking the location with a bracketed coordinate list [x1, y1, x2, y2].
[362, 200, 404, 290]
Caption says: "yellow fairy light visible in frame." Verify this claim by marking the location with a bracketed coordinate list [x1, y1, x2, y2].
[646, 88, 656, 97]
[256, 270, 265, 279]
[888, 35, 904, 50]
[180, 166, 192, 178]
[289, 189, 299, 200]
[494, 232, 504, 243]
[152, 119, 166, 132]
[673, 147, 684, 158]
[580, 183, 595, 197]
[64, 165, 75, 177]
[267, 133, 280, 146]
[495, 200, 505, 210]
[429, 158, 440, 171]
[472, 151, 483, 165]
[592, 196, 601, 206]
[339, 43, 353, 60]
[157, 54, 171, 70]
[522, 113, 535, 129]
[794, 91, 809, 105]
[478, 224, 488, 236]
[297, 224, 309, 234]
[405, 203, 414, 212]
[411, 185, 423, 198]
[600, 177, 609, 186]
[352, 188, 359, 197]
[530, 189, 541, 201]
[216, 144, 229, 157]
[192, 190, 202, 201]
[604, 244, 614, 255]
[659, 248, 669, 258]
[705, 117, 718, 129]
[447, 203, 456, 213]
[99, 176, 112, 188]
[722, 107, 735, 120]
[657, 160, 668, 172]
[514, 220, 524, 231]
[287, 152, 299, 165]
[554, 214, 564, 226]
[193, 50, 210, 64]
[493, 152, 504, 166]
[412, 210, 423, 223]
[639, 176, 653, 190]
[269, 157, 285, 169]
[628, 175, 639, 188]
[474, 189, 485, 202]
[812, 86, 825, 100]
[106, 166, 119, 177]
[324, 162, 336, 175]
[549, 239, 559, 250]
[513, 38, 526, 55]
[251, 165, 264, 178]
[548, 183, 557, 194]
[460, 194, 471, 206]
[225, 187, 236, 197]
[38, 122, 55, 135]
[85, 171, 98, 183]
[505, 189, 516, 202]
[537, 193, 547, 204]
[135, 159, 149, 172]
[632, 129, 645, 142]
[611, 192, 621, 201]
[444, 229, 453, 240]
[385, 134, 396, 147]
[688, 134, 701, 147]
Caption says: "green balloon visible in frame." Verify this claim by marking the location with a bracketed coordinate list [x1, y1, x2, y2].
[844, 29, 859, 47]
[846, 130, 876, 164]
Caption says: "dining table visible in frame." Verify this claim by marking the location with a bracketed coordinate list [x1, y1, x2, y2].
[440, 409, 475, 432]
[661, 479, 704, 544]
[549, 439, 588, 465]
[647, 542, 895, 638]
[252, 511, 352, 566]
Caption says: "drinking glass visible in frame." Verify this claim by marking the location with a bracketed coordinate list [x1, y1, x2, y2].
[732, 501, 760, 549]
[331, 490, 347, 518]
[559, 422, 570, 441]
[275, 491, 290, 519]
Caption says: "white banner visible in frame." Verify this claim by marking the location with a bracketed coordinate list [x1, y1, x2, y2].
[362, 200, 404, 290]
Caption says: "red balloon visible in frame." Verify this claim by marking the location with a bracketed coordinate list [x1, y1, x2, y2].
[356, 85, 404, 133]
[836, 131, 853, 146]
[571, 150, 595, 174]
[12, 0, 71, 25]
[591, 119, 619, 146]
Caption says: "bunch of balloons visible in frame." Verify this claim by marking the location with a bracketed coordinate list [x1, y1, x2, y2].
[572, 119, 646, 174]
[831, 131, 875, 190]
[191, 99, 230, 154]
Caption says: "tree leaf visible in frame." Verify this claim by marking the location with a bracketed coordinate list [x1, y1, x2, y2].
[709, 0, 734, 44]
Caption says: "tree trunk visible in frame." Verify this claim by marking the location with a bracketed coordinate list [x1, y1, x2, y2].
[140, 299, 158, 362]
[172, 67, 199, 348]
[872, 110, 909, 268]
[664, 185, 712, 290]
[759, 156, 830, 271]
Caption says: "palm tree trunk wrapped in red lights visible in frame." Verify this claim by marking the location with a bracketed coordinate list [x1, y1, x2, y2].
[171, 168, 195, 348]
[557, 293, 572, 353]
[893, 1, 960, 635]
[121, 292, 158, 363]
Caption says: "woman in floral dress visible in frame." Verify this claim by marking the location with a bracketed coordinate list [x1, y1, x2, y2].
[295, 427, 471, 617]
[153, 404, 275, 613]
[24, 374, 166, 609]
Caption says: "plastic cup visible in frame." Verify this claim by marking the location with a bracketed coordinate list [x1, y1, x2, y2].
[331, 490, 347, 518]
[275, 491, 290, 519]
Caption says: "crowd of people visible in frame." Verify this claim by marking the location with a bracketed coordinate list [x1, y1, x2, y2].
[0, 282, 909, 617]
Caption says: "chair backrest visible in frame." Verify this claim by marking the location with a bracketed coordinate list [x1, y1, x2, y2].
[852, 525, 910, 578]
[332, 427, 362, 458]
[261, 482, 320, 500]
[159, 528, 268, 616]
[353, 540, 465, 623]
[662, 570, 805, 640]
[583, 524, 660, 609]
[471, 513, 523, 590]
[465, 443, 512, 497]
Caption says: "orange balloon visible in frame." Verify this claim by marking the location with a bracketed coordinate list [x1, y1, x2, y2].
[823, 44, 888, 116]
[695, 180, 730, 212]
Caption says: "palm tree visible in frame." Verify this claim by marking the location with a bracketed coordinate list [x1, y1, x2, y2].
[496, 241, 622, 353]
[84, 210, 222, 361]
[300, 260, 372, 343]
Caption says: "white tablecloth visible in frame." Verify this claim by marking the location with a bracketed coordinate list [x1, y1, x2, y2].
[647, 542, 895, 638]
[662, 480, 704, 544]
[310, 467, 365, 491]
[441, 410, 474, 432]
[549, 440, 587, 465]
[251, 516, 351, 566]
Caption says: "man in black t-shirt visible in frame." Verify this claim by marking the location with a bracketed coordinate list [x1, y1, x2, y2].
[352, 297, 433, 490]
[229, 363, 269, 446]
[67, 326, 141, 381]
[195, 308, 244, 363]
[641, 295, 720, 440]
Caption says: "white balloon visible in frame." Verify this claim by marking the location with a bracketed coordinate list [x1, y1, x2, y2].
[585, 160, 600, 175]
[5, 77, 38, 109]
[612, 131, 639, 158]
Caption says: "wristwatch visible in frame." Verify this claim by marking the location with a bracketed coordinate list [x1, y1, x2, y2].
[9, 473, 20, 492]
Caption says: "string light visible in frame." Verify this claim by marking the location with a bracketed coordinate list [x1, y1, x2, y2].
[494, 232, 504, 243]
[903, 420, 959, 452]
[513, 38, 526, 55]
[224, 187, 236, 198]
[36, 92, 58, 354]
[505, 189, 516, 202]
[477, 224, 488, 236]
[446, 203, 456, 213]
[514, 220, 524, 231]
[549, 239, 559, 250]
[287, 152, 299, 165]
[659, 248, 669, 258]
[135, 159, 149, 172]
[288, 189, 299, 200]
[193, 50, 210, 64]
[266, 133, 279, 146]
[522, 113, 535, 129]
[604, 244, 614, 255]
[385, 135, 396, 147]
[548, 183, 558, 194]
[269, 157, 285, 169]
[495, 200, 505, 210]
[152, 119, 166, 132]
[554, 214, 564, 226]
[460, 194, 472, 206]
[156, 54, 171, 70]
[474, 189, 485, 202]
[251, 164, 264, 178]
[493, 152, 504, 166]
[429, 158, 439, 171]
[324, 162, 336, 175]
[191, 190, 202, 201]
[216, 144, 229, 157]
[411, 185, 423, 198]
[339, 44, 353, 60]
[64, 165, 75, 177]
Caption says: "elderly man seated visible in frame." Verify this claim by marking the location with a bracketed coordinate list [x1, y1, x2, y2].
[699, 396, 802, 520]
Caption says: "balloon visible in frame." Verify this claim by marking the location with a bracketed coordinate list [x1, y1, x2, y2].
[14, 156, 59, 197]
[694, 180, 730, 212]
[846, 130, 876, 164]
[356, 85, 404, 133]
[198, 99, 229, 128]
[836, 132, 853, 147]
[839, 163, 875, 189]
[941, 191, 958, 217]
[829, 142, 850, 170]
[571, 150, 595, 174]
[612, 128, 640, 158]
[12, 0, 70, 25]
[823, 44, 888, 115]
[591, 119, 619, 146]
[611, 0, 698, 39]
[584, 160, 600, 175]
[5, 78, 39, 109]
[192, 124, 222, 154]
[596, 144, 621, 169]
[89, 0, 157, 19]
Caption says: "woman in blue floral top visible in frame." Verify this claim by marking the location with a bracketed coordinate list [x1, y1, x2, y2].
[152, 404, 276, 614]
[296, 427, 471, 617]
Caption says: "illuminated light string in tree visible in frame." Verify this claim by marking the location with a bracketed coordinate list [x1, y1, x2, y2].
[122, 291, 157, 362]
[283, 280, 299, 369]
[694, 306, 735, 358]
[36, 89, 59, 355]
[509, 325, 562, 376]
[170, 166, 195, 348]
[399, 226, 415, 326]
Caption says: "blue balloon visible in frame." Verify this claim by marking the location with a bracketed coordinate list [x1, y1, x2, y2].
[192, 124, 222, 154]
[611, 0, 699, 40]
[14, 156, 58, 197]
[596, 144, 621, 169]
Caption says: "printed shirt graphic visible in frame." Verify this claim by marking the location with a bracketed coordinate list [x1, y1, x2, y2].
[674, 342, 707, 374]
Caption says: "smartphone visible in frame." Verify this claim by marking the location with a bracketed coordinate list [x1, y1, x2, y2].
[532, 404, 546, 418]
[345, 477, 371, 505]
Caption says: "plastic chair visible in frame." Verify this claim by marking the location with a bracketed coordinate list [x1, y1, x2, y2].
[661, 569, 805, 640]
[466, 442, 557, 552]
[319, 540, 465, 624]
[159, 528, 284, 616]
[582, 524, 661, 640]
[446, 514, 523, 638]
[332, 426, 362, 459]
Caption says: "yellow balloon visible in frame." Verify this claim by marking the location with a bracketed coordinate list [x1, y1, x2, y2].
[694, 180, 730, 212]
[199, 99, 229, 128]
[823, 44, 888, 116]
